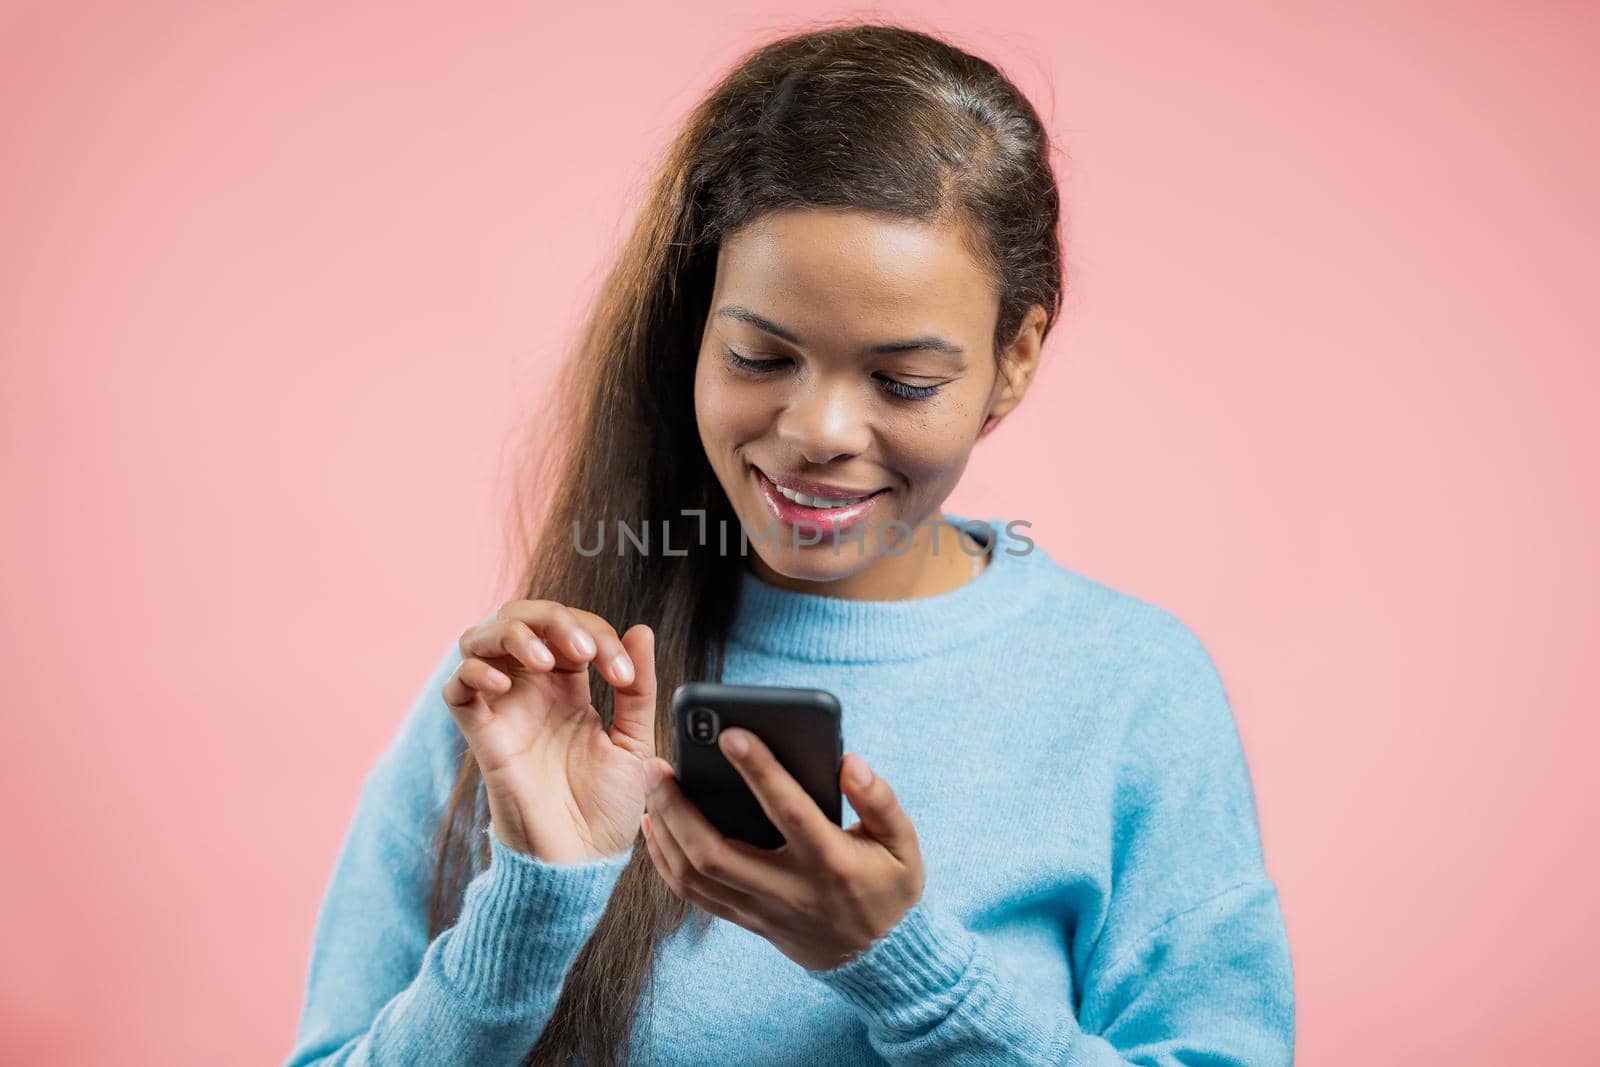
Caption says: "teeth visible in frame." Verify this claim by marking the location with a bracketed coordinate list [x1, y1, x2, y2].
[770, 480, 870, 509]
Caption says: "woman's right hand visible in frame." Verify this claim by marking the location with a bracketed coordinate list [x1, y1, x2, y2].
[442, 601, 657, 865]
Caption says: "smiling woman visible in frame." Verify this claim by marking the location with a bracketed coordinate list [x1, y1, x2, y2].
[695, 208, 1043, 598]
[283, 18, 1294, 1067]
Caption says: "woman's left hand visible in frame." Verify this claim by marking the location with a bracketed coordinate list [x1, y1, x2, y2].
[640, 727, 926, 972]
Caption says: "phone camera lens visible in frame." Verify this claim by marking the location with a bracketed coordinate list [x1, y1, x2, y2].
[686, 707, 719, 745]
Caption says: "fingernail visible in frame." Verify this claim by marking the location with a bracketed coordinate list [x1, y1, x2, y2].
[850, 758, 873, 789]
[573, 631, 596, 657]
[610, 653, 635, 684]
[529, 639, 554, 667]
[722, 729, 749, 758]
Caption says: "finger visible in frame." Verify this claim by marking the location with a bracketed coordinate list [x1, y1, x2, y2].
[644, 758, 790, 898]
[643, 819, 755, 927]
[717, 728, 838, 859]
[636, 819, 768, 927]
[492, 600, 599, 665]
[459, 618, 556, 675]
[840, 753, 920, 864]
[608, 624, 657, 760]
[440, 658, 510, 725]
[493, 600, 615, 678]
[561, 606, 637, 689]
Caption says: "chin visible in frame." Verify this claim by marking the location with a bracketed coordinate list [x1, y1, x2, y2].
[749, 541, 873, 583]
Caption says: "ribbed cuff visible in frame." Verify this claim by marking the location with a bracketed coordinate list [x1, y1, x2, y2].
[438, 831, 631, 1007]
[809, 898, 980, 1030]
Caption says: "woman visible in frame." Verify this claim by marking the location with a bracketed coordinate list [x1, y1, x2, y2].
[285, 21, 1295, 1067]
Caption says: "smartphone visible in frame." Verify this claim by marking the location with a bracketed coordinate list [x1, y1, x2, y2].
[669, 681, 843, 850]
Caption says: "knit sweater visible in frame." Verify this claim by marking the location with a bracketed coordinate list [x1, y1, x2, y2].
[284, 515, 1295, 1065]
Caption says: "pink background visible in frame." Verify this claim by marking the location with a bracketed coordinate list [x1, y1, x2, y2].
[2, 2, 1595, 1063]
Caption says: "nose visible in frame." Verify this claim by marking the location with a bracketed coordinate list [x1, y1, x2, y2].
[774, 375, 871, 464]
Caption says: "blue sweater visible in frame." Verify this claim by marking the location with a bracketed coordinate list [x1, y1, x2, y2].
[285, 515, 1295, 1065]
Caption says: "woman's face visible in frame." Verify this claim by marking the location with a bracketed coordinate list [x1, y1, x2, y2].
[694, 207, 1043, 592]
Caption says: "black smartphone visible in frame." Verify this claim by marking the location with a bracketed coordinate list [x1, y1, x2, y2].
[669, 681, 843, 850]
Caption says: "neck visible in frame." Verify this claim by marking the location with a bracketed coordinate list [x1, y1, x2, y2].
[746, 511, 988, 601]
[729, 514, 1051, 664]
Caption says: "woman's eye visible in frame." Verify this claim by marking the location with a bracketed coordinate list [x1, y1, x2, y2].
[876, 376, 942, 401]
[723, 347, 788, 374]
[723, 346, 943, 401]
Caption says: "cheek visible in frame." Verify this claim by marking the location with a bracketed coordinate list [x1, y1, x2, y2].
[695, 365, 770, 447]
[878, 409, 976, 485]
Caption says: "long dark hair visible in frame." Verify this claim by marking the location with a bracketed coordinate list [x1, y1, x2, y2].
[424, 19, 1065, 1066]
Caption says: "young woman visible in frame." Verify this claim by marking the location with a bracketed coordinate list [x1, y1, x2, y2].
[285, 22, 1294, 1067]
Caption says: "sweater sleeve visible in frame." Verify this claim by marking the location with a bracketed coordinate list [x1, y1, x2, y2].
[808, 615, 1295, 1066]
[807, 881, 1290, 1066]
[282, 642, 631, 1067]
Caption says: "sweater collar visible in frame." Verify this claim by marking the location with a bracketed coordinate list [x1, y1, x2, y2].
[727, 515, 1051, 664]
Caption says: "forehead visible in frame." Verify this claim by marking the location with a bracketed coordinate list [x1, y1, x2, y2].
[711, 209, 996, 340]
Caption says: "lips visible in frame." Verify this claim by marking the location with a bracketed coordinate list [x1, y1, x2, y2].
[757, 468, 888, 502]
[751, 466, 888, 536]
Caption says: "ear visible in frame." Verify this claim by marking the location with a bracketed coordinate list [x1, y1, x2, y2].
[983, 304, 1047, 431]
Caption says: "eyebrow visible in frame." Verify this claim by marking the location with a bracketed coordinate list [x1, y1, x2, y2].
[715, 304, 966, 358]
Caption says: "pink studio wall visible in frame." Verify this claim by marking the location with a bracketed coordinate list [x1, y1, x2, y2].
[1, 2, 1594, 1063]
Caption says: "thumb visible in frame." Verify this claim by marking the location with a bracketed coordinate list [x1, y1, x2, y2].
[608, 623, 657, 760]
[842, 753, 918, 863]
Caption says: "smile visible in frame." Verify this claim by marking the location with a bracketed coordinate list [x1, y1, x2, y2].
[751, 467, 890, 532]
